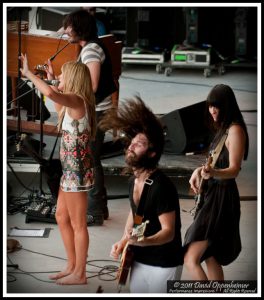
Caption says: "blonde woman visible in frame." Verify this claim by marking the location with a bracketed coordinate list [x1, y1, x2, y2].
[20, 54, 96, 285]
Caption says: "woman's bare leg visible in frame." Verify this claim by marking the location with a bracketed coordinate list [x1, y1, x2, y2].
[49, 189, 76, 280]
[205, 256, 224, 280]
[184, 240, 209, 280]
[56, 191, 88, 285]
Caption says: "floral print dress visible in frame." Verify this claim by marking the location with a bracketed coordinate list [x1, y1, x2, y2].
[60, 108, 94, 192]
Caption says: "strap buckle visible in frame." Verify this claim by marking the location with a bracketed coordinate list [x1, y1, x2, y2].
[145, 178, 153, 185]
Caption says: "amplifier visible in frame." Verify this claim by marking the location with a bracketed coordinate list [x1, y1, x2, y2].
[122, 47, 165, 65]
[171, 45, 210, 67]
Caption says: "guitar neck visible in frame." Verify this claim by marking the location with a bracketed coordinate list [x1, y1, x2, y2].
[117, 219, 149, 285]
[198, 153, 213, 194]
[198, 177, 205, 195]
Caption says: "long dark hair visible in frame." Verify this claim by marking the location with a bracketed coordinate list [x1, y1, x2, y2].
[63, 9, 98, 41]
[99, 96, 165, 169]
[206, 84, 249, 160]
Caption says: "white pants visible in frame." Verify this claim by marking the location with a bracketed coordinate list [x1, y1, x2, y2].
[129, 261, 182, 293]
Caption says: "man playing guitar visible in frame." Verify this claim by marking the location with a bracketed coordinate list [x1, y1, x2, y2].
[99, 97, 183, 293]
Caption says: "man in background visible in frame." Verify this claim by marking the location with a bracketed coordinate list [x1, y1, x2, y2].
[83, 7, 107, 36]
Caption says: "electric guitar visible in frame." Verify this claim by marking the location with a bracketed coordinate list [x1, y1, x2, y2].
[191, 151, 213, 218]
[117, 220, 149, 286]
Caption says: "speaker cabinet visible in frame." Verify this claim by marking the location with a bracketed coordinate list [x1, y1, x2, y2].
[161, 101, 211, 154]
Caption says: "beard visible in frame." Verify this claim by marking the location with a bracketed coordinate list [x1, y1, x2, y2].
[125, 149, 150, 169]
[69, 38, 79, 44]
[68, 35, 80, 44]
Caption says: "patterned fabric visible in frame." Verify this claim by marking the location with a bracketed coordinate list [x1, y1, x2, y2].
[60, 111, 94, 192]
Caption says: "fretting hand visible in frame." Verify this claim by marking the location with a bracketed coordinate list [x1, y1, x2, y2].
[189, 167, 202, 194]
[110, 240, 125, 259]
[201, 164, 213, 180]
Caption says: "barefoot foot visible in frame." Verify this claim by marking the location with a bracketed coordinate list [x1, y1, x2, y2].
[49, 270, 72, 280]
[56, 273, 87, 285]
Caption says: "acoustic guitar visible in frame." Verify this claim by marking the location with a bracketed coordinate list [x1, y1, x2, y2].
[117, 220, 149, 286]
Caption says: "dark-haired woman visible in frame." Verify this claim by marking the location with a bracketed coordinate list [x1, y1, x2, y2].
[183, 84, 249, 280]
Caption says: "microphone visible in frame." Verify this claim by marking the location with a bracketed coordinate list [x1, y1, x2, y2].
[49, 42, 70, 61]
[43, 79, 60, 87]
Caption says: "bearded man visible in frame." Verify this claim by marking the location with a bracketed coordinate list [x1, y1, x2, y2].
[99, 97, 183, 293]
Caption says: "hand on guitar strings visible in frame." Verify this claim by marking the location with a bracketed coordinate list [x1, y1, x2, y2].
[189, 167, 203, 194]
[110, 240, 126, 260]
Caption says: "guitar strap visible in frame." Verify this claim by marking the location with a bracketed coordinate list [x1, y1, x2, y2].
[134, 170, 159, 226]
[117, 171, 159, 287]
[210, 129, 229, 168]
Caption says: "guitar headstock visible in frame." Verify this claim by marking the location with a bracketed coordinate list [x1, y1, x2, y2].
[207, 150, 214, 164]
[204, 150, 214, 171]
[131, 220, 149, 242]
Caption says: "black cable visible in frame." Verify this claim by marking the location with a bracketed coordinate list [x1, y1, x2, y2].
[7, 86, 37, 107]
[98, 265, 118, 281]
[6, 77, 29, 98]
[7, 247, 120, 284]
[7, 198, 30, 215]
[6, 273, 17, 283]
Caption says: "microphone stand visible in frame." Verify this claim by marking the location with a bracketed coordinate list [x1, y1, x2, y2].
[8, 26, 71, 206]
[16, 10, 22, 139]
[33, 42, 70, 198]
[38, 87, 45, 197]
[49, 42, 70, 61]
[37, 42, 71, 70]
[28, 41, 70, 199]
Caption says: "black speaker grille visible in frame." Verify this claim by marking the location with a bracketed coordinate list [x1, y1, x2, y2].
[196, 54, 207, 62]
